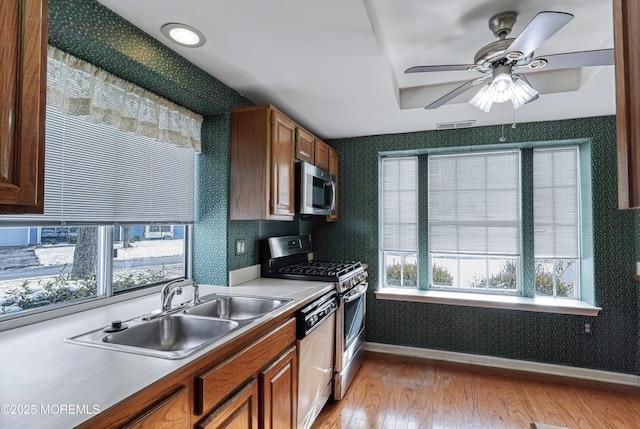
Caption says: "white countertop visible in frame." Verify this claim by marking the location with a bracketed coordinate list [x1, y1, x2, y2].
[0, 278, 333, 429]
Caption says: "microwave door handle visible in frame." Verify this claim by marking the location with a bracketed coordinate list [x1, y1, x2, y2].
[330, 180, 336, 210]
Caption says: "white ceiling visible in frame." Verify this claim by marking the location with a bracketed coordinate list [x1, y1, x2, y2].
[97, 0, 614, 139]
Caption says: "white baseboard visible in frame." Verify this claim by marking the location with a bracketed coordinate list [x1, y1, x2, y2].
[364, 342, 640, 387]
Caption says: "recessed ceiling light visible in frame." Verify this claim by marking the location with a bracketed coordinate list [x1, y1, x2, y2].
[161, 23, 206, 48]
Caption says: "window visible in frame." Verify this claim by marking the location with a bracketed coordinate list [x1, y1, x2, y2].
[428, 150, 521, 293]
[380, 157, 418, 287]
[114, 224, 186, 293]
[533, 147, 580, 298]
[0, 48, 199, 320]
[0, 224, 187, 315]
[380, 145, 583, 300]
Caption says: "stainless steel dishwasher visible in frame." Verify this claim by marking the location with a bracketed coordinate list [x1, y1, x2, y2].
[296, 290, 337, 429]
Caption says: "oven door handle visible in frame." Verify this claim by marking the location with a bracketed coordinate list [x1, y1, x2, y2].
[343, 282, 368, 303]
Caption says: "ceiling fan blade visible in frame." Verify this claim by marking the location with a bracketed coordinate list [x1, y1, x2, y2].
[506, 11, 574, 59]
[530, 49, 614, 71]
[405, 64, 476, 73]
[425, 76, 490, 109]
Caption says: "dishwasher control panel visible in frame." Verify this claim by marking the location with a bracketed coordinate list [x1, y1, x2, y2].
[296, 291, 337, 339]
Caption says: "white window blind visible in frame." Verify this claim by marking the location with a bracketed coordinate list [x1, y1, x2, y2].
[381, 157, 418, 252]
[428, 150, 521, 255]
[2, 105, 195, 225]
[533, 147, 580, 258]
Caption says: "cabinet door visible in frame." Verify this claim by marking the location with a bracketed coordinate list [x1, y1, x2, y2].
[314, 139, 330, 171]
[122, 385, 190, 429]
[296, 127, 315, 164]
[260, 346, 298, 429]
[613, 0, 640, 209]
[0, 0, 47, 214]
[197, 380, 259, 429]
[196, 318, 296, 416]
[327, 147, 339, 222]
[270, 110, 296, 217]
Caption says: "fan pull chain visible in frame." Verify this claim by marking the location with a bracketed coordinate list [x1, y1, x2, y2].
[499, 104, 507, 142]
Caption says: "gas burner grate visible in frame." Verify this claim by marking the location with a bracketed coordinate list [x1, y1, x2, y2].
[277, 260, 362, 278]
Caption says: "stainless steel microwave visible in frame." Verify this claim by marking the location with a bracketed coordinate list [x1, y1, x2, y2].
[297, 161, 336, 216]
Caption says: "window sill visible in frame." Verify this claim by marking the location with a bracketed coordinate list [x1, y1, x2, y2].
[375, 287, 601, 316]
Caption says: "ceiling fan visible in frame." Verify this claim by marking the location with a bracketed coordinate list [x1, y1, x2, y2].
[405, 11, 614, 112]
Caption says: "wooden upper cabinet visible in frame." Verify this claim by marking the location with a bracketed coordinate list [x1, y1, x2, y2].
[295, 127, 315, 164]
[271, 111, 296, 217]
[230, 105, 295, 220]
[314, 139, 330, 171]
[0, 0, 48, 214]
[613, 0, 640, 209]
[327, 147, 339, 222]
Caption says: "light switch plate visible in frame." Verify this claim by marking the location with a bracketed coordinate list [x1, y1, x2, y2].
[235, 239, 246, 255]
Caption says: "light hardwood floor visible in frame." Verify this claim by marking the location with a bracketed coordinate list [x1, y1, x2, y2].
[312, 352, 640, 429]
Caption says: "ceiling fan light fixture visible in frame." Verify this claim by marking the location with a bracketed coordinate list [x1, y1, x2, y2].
[491, 71, 513, 102]
[511, 77, 538, 108]
[469, 67, 538, 112]
[468, 83, 495, 112]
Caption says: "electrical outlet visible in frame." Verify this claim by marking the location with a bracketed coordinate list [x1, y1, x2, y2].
[235, 239, 246, 255]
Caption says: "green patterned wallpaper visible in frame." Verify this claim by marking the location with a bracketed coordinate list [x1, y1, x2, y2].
[193, 115, 231, 285]
[313, 117, 639, 375]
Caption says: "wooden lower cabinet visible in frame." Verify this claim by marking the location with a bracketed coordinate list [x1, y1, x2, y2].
[196, 380, 259, 429]
[122, 384, 191, 429]
[260, 346, 298, 429]
[76, 318, 298, 429]
[75, 376, 192, 429]
[194, 318, 298, 429]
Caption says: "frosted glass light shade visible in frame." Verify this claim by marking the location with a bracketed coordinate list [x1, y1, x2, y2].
[469, 72, 538, 112]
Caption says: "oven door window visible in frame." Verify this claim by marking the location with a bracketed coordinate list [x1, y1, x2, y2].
[343, 291, 365, 349]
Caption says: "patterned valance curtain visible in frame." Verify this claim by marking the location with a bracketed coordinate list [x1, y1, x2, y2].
[46, 46, 203, 153]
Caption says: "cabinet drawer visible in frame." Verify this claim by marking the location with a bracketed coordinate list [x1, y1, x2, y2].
[195, 318, 296, 415]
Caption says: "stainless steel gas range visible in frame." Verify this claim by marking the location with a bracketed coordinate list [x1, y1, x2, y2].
[261, 235, 368, 401]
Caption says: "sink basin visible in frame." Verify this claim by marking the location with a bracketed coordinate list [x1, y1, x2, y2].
[66, 294, 292, 359]
[184, 296, 290, 320]
[103, 315, 239, 352]
[66, 314, 242, 359]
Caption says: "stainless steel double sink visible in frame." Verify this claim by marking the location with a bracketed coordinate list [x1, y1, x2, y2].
[65, 295, 292, 359]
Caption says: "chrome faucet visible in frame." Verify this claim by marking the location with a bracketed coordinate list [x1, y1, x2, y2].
[161, 279, 184, 311]
[192, 281, 200, 305]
